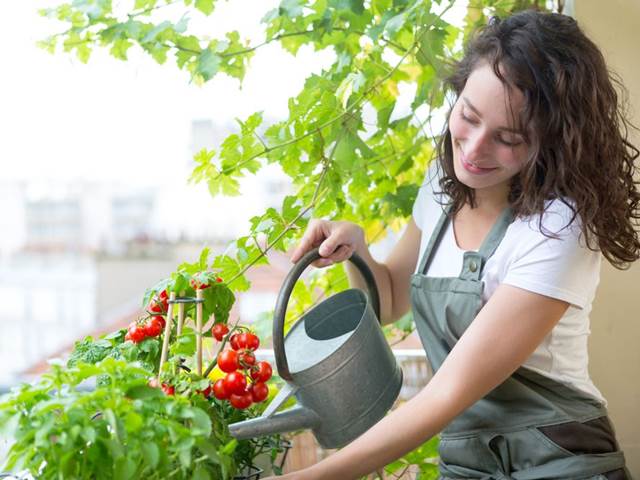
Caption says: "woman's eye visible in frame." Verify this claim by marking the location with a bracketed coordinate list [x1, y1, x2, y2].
[496, 136, 522, 147]
[460, 110, 478, 124]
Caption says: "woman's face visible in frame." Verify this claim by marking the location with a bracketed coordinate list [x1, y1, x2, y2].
[449, 62, 529, 204]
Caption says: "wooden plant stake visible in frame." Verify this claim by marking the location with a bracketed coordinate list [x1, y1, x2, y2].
[176, 291, 186, 336]
[159, 291, 176, 374]
[196, 289, 204, 376]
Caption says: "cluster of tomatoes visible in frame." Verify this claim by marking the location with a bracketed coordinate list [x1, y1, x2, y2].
[211, 325, 273, 410]
[124, 276, 223, 344]
[125, 290, 169, 343]
[190, 275, 223, 290]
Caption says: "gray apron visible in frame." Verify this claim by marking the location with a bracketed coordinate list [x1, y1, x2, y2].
[410, 206, 629, 480]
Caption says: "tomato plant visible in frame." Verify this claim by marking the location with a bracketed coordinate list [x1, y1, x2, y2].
[0, 261, 283, 479]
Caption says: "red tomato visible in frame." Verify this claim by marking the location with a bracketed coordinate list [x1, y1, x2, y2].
[149, 301, 164, 314]
[151, 315, 166, 329]
[249, 382, 269, 403]
[243, 333, 260, 351]
[229, 333, 242, 351]
[190, 278, 210, 290]
[216, 277, 223, 283]
[144, 317, 163, 337]
[235, 333, 249, 350]
[239, 351, 256, 367]
[213, 379, 229, 400]
[161, 383, 175, 396]
[229, 390, 253, 410]
[158, 290, 169, 309]
[223, 371, 247, 395]
[217, 350, 239, 373]
[199, 383, 213, 398]
[251, 362, 272, 383]
[129, 324, 146, 343]
[212, 323, 229, 342]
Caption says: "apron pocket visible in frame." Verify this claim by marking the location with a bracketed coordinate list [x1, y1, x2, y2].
[440, 428, 578, 474]
[528, 426, 578, 458]
[438, 435, 498, 472]
[535, 416, 619, 455]
[486, 428, 577, 471]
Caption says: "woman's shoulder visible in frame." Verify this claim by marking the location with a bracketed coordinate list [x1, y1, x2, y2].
[416, 161, 444, 198]
[412, 162, 448, 230]
[514, 198, 584, 238]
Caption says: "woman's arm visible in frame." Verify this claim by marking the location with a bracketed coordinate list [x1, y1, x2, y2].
[265, 284, 570, 480]
[344, 218, 422, 325]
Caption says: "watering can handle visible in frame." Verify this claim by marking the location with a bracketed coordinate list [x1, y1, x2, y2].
[273, 247, 381, 382]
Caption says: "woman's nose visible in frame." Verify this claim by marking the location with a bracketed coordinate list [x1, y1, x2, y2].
[463, 130, 490, 160]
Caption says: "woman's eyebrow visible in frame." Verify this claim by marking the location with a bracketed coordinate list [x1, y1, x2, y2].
[462, 96, 524, 134]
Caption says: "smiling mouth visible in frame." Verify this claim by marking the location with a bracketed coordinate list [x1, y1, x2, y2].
[459, 150, 498, 174]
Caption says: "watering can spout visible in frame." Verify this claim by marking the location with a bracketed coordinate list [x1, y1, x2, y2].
[229, 405, 321, 440]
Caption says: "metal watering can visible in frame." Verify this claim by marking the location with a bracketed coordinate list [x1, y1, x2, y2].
[228, 247, 403, 449]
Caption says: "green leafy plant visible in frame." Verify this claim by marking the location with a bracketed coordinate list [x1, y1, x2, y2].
[0, 256, 283, 479]
[0, 358, 235, 479]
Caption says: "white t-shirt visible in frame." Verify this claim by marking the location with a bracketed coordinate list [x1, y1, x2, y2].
[412, 165, 606, 404]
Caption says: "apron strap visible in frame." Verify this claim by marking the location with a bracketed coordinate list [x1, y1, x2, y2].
[458, 206, 514, 281]
[417, 204, 514, 278]
[477, 207, 515, 260]
[418, 205, 452, 275]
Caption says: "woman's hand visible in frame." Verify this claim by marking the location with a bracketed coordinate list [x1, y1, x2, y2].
[290, 219, 366, 267]
[262, 469, 317, 480]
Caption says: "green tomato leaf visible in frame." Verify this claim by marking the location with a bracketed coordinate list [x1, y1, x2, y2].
[179, 407, 212, 437]
[170, 330, 197, 357]
[196, 438, 221, 463]
[114, 456, 137, 480]
[141, 441, 160, 469]
[192, 464, 212, 480]
[179, 445, 192, 468]
[221, 438, 238, 455]
[125, 385, 164, 400]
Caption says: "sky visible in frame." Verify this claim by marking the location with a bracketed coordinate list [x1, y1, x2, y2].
[0, 0, 335, 186]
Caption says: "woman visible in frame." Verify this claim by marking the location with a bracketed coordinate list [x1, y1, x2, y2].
[265, 10, 639, 480]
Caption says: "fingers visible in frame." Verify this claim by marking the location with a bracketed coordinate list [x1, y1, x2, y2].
[311, 243, 354, 268]
[290, 219, 325, 263]
[290, 219, 360, 267]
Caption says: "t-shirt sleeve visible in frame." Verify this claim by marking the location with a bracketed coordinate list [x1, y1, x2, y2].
[502, 209, 601, 309]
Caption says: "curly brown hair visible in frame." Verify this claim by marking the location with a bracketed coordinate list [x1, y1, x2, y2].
[435, 10, 640, 269]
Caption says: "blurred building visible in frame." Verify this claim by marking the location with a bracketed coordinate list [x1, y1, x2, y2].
[0, 118, 299, 383]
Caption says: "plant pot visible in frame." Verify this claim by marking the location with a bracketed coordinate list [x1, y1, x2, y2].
[234, 465, 263, 480]
[233, 438, 292, 479]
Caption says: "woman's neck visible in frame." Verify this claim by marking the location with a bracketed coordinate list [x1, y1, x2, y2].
[469, 187, 510, 216]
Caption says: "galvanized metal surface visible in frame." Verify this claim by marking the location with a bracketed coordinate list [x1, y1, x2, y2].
[229, 247, 402, 449]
